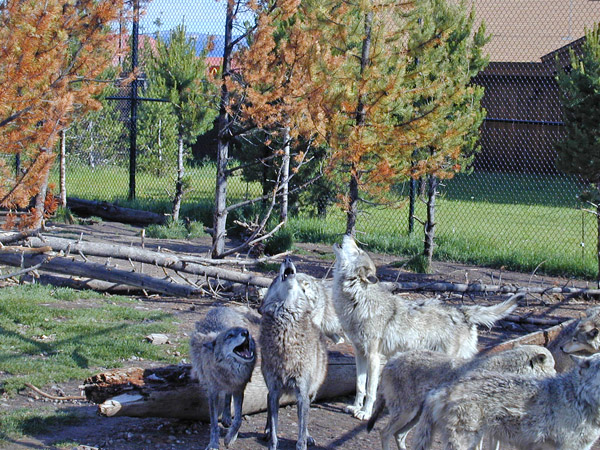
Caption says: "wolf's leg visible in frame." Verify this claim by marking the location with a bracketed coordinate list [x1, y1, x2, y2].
[355, 346, 380, 420]
[295, 382, 314, 450]
[224, 391, 244, 447]
[380, 410, 413, 450]
[346, 348, 367, 415]
[220, 393, 232, 429]
[266, 389, 281, 450]
[206, 391, 221, 450]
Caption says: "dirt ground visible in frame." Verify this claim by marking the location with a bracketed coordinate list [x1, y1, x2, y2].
[2, 221, 600, 450]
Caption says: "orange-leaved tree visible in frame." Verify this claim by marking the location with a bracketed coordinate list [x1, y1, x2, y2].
[0, 0, 127, 229]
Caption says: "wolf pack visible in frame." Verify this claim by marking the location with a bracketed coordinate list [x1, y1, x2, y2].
[189, 235, 600, 450]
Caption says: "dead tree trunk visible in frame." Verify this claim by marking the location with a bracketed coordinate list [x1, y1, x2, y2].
[66, 197, 167, 225]
[0, 250, 201, 297]
[280, 126, 290, 223]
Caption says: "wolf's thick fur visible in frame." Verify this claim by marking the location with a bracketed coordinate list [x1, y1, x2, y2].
[260, 258, 328, 450]
[190, 307, 257, 450]
[413, 353, 600, 450]
[260, 271, 345, 344]
[548, 306, 600, 372]
[367, 345, 556, 450]
[332, 235, 519, 420]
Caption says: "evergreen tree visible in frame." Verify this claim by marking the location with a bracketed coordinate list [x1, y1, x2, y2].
[555, 24, 600, 282]
[144, 25, 218, 221]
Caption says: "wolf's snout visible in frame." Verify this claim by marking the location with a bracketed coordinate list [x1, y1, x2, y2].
[280, 257, 296, 281]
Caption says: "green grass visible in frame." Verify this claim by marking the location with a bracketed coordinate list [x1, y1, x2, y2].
[51, 163, 598, 279]
[0, 284, 179, 395]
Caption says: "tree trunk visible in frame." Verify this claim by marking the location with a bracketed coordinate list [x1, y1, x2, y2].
[172, 135, 185, 222]
[59, 129, 67, 208]
[212, 0, 235, 258]
[280, 127, 290, 223]
[32, 162, 51, 229]
[423, 174, 439, 269]
[346, 12, 372, 236]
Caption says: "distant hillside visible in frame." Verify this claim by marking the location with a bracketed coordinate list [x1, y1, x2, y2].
[145, 31, 242, 58]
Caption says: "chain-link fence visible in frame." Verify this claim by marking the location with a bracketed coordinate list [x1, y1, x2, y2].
[42, 0, 600, 278]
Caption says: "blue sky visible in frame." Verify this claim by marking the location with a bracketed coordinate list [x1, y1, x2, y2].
[139, 0, 254, 35]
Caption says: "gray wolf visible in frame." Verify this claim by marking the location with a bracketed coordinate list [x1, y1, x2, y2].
[260, 270, 345, 344]
[190, 307, 257, 450]
[413, 353, 600, 450]
[548, 306, 600, 372]
[260, 257, 328, 450]
[367, 345, 556, 450]
[332, 235, 519, 420]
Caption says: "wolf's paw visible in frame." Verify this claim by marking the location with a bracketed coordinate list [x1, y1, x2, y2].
[353, 408, 372, 421]
[205, 443, 219, 450]
[307, 435, 316, 446]
[345, 404, 362, 415]
[224, 430, 238, 448]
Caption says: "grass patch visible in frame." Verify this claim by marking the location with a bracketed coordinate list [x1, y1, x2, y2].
[0, 284, 179, 395]
[54, 163, 598, 279]
[0, 407, 82, 441]
[145, 219, 205, 239]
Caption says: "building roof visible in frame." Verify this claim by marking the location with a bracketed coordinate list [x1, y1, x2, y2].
[470, 0, 600, 63]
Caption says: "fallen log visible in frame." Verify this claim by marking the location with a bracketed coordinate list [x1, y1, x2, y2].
[67, 197, 168, 226]
[83, 344, 356, 420]
[27, 235, 273, 288]
[384, 280, 600, 296]
[0, 251, 201, 297]
[22, 273, 148, 295]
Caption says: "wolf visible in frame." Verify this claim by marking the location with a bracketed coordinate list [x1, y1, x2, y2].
[260, 270, 345, 344]
[260, 257, 328, 450]
[367, 345, 556, 450]
[413, 353, 600, 450]
[332, 235, 519, 420]
[190, 307, 257, 450]
[548, 306, 600, 372]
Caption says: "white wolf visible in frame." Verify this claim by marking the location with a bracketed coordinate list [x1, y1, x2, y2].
[190, 307, 257, 450]
[332, 235, 519, 420]
[367, 345, 556, 450]
[413, 353, 600, 450]
[260, 258, 328, 450]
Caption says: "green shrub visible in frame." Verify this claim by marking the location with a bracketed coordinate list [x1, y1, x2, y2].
[264, 226, 294, 255]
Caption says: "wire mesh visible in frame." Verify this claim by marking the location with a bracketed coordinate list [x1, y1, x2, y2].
[44, 0, 600, 278]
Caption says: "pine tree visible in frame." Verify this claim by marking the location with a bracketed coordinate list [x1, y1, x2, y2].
[0, 0, 126, 228]
[144, 25, 218, 221]
[555, 24, 600, 282]
[299, 0, 488, 242]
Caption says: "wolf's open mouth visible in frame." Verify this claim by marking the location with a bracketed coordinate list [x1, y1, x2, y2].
[234, 338, 254, 360]
[282, 266, 295, 281]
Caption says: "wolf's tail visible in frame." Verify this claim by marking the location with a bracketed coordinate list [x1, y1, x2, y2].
[366, 393, 385, 432]
[464, 293, 522, 328]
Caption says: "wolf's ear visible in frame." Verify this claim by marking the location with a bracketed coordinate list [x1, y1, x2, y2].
[571, 354, 592, 369]
[203, 340, 216, 352]
[530, 353, 547, 369]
